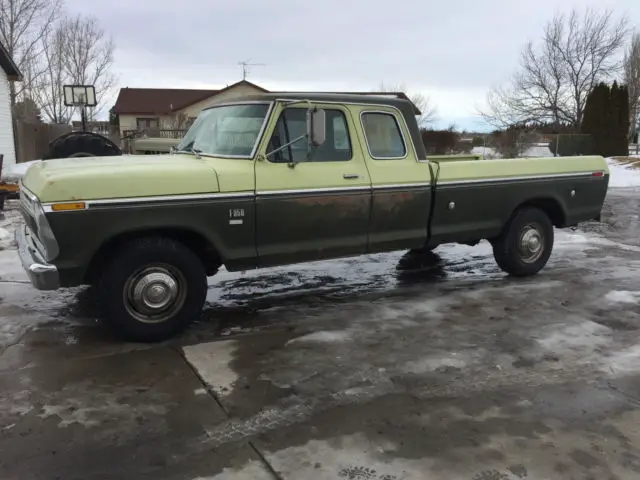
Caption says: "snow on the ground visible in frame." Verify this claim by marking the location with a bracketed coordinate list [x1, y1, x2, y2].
[0, 160, 39, 183]
[472, 144, 553, 159]
[605, 290, 640, 304]
[0, 201, 22, 282]
[469, 147, 640, 188]
[0, 201, 21, 250]
[0, 227, 11, 248]
[606, 158, 640, 188]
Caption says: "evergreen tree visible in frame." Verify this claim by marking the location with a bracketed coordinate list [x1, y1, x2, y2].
[581, 83, 610, 156]
[580, 82, 631, 157]
[616, 84, 630, 155]
[609, 81, 620, 155]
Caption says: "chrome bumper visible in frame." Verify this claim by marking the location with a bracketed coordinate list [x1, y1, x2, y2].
[15, 224, 60, 290]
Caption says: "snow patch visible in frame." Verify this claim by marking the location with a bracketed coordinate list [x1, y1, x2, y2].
[183, 340, 239, 398]
[0, 227, 11, 249]
[262, 434, 433, 480]
[536, 320, 610, 359]
[606, 158, 640, 188]
[287, 330, 351, 345]
[0, 160, 38, 183]
[605, 290, 640, 304]
[472, 143, 553, 159]
[0, 201, 22, 250]
[606, 345, 640, 375]
[403, 353, 471, 374]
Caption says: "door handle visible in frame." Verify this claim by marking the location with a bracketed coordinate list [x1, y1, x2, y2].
[343, 173, 360, 179]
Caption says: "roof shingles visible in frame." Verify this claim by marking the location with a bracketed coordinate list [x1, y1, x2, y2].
[112, 88, 219, 115]
[111, 79, 421, 116]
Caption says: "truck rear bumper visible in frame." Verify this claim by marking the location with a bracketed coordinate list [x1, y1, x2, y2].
[16, 224, 60, 291]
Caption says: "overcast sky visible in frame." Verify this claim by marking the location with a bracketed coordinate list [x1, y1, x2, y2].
[67, 0, 638, 132]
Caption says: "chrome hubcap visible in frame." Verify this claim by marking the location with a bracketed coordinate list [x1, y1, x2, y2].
[518, 225, 544, 263]
[124, 266, 185, 323]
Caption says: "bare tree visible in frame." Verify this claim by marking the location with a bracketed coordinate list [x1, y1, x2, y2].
[625, 32, 640, 139]
[480, 8, 629, 129]
[31, 13, 116, 122]
[0, 0, 64, 105]
[59, 14, 116, 120]
[31, 23, 72, 123]
[489, 128, 541, 158]
[377, 81, 438, 127]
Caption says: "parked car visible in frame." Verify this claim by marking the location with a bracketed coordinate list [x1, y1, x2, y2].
[15, 93, 609, 342]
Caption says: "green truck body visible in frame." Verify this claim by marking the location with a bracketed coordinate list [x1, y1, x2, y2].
[15, 93, 610, 342]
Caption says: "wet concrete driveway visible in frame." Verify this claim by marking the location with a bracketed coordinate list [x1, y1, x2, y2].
[2, 189, 640, 479]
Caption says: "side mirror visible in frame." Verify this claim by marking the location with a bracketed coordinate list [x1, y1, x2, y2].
[307, 108, 326, 147]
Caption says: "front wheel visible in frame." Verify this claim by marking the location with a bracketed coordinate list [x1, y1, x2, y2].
[97, 236, 207, 342]
[492, 207, 554, 277]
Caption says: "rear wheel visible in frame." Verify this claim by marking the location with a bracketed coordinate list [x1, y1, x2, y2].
[97, 236, 207, 342]
[492, 207, 554, 277]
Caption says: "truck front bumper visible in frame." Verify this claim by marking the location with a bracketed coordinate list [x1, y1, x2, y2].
[16, 224, 60, 291]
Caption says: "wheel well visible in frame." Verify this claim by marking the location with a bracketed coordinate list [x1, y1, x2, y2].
[515, 197, 566, 227]
[84, 228, 222, 284]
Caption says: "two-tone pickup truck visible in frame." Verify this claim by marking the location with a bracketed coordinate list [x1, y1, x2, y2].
[16, 93, 609, 342]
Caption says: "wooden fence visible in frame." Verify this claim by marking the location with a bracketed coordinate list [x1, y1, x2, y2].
[13, 120, 123, 163]
[13, 120, 71, 163]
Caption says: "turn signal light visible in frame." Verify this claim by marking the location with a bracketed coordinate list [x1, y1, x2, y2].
[51, 202, 87, 211]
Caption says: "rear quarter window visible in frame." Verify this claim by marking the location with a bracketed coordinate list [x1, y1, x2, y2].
[360, 112, 407, 159]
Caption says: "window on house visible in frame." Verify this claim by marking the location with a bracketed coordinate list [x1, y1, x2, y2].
[361, 112, 407, 159]
[136, 118, 160, 130]
[267, 108, 352, 163]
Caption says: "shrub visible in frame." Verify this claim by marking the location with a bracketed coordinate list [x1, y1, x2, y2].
[420, 128, 460, 154]
[548, 135, 594, 156]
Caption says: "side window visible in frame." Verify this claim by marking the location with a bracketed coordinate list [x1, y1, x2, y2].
[268, 108, 352, 163]
[361, 112, 407, 159]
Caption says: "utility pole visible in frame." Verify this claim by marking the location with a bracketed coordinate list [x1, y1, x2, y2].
[238, 60, 265, 80]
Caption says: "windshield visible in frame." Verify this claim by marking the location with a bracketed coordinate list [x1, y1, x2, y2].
[176, 103, 270, 157]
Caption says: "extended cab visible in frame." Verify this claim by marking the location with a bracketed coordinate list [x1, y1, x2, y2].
[15, 93, 610, 342]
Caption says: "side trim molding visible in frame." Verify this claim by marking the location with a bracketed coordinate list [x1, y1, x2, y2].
[40, 171, 607, 211]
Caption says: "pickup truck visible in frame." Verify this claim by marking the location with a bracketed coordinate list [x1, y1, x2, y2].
[15, 93, 610, 342]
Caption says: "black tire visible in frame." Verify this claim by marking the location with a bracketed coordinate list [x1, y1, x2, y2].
[43, 132, 122, 160]
[492, 207, 554, 277]
[97, 236, 207, 342]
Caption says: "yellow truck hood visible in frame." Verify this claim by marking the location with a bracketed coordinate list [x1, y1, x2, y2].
[21, 154, 224, 203]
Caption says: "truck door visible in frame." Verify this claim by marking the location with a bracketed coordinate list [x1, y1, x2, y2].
[355, 107, 433, 253]
[254, 103, 372, 267]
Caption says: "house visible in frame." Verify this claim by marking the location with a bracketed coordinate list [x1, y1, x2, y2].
[111, 80, 269, 136]
[0, 40, 22, 167]
[111, 79, 421, 137]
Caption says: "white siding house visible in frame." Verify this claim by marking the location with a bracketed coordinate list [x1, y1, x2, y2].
[0, 41, 22, 168]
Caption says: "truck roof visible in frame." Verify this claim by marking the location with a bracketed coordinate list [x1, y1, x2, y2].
[212, 92, 427, 160]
